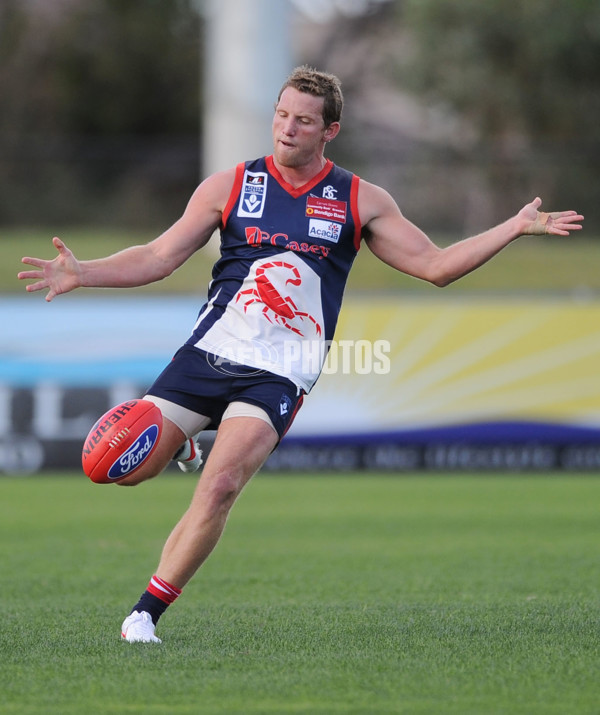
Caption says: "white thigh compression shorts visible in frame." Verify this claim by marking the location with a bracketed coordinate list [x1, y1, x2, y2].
[144, 395, 276, 438]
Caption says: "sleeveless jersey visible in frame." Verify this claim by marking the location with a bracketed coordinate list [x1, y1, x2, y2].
[186, 155, 362, 392]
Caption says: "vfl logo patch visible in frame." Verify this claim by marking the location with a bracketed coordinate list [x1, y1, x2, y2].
[308, 219, 342, 243]
[238, 170, 268, 218]
[107, 424, 160, 480]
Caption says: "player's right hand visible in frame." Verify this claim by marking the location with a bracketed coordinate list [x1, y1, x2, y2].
[18, 236, 82, 302]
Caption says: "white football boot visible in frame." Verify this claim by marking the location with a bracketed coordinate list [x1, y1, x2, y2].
[174, 436, 203, 473]
[121, 610, 161, 643]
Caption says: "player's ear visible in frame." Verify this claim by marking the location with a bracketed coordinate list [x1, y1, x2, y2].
[324, 122, 340, 143]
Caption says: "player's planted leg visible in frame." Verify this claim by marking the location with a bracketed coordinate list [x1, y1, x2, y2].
[121, 416, 278, 641]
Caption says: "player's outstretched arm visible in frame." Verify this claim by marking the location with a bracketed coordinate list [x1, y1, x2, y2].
[361, 184, 584, 287]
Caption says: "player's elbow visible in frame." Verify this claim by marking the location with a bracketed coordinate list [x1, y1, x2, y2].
[157, 261, 177, 280]
[429, 272, 454, 288]
[417, 262, 456, 288]
[422, 253, 460, 288]
[406, 248, 456, 287]
[148, 245, 180, 281]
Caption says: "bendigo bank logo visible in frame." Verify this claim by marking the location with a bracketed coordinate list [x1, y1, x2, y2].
[245, 226, 331, 260]
[305, 196, 347, 223]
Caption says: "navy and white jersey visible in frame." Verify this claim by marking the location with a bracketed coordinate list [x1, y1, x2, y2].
[186, 155, 362, 392]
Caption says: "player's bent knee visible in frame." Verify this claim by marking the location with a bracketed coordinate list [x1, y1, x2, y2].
[195, 470, 243, 515]
[81, 399, 164, 485]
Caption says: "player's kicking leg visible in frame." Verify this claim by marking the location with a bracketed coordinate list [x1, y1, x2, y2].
[115, 396, 210, 486]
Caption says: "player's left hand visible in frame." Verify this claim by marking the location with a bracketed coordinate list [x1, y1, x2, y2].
[18, 236, 82, 302]
[519, 197, 584, 236]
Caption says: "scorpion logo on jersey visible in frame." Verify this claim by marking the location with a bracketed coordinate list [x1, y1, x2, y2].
[235, 261, 322, 337]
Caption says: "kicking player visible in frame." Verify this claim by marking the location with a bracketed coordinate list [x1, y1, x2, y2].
[18, 66, 584, 642]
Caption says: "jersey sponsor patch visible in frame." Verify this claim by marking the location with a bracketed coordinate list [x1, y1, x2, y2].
[305, 196, 347, 223]
[238, 170, 268, 218]
[308, 218, 342, 243]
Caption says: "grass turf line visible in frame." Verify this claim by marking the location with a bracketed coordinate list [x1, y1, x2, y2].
[1, 473, 599, 714]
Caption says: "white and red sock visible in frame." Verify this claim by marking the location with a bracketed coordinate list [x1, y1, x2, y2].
[130, 574, 182, 625]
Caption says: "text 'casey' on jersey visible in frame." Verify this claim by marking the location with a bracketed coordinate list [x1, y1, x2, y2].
[187, 155, 362, 392]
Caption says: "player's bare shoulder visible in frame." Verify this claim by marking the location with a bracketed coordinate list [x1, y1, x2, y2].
[154, 167, 238, 255]
[357, 178, 403, 235]
[187, 167, 237, 215]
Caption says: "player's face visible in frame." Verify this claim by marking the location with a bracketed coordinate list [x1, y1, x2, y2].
[272, 87, 336, 169]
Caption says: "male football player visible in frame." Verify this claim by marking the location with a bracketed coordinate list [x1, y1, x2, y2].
[19, 66, 584, 642]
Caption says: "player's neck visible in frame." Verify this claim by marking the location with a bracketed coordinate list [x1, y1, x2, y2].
[271, 154, 328, 189]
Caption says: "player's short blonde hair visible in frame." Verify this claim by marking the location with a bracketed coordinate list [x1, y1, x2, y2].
[277, 66, 343, 127]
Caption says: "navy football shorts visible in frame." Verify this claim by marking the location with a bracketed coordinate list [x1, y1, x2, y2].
[146, 344, 304, 440]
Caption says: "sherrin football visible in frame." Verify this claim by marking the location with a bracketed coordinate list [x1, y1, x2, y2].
[82, 399, 163, 484]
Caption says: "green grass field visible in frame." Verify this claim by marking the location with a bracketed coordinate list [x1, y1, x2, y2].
[1, 473, 599, 714]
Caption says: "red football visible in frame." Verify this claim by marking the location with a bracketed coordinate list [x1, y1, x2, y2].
[82, 399, 163, 484]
